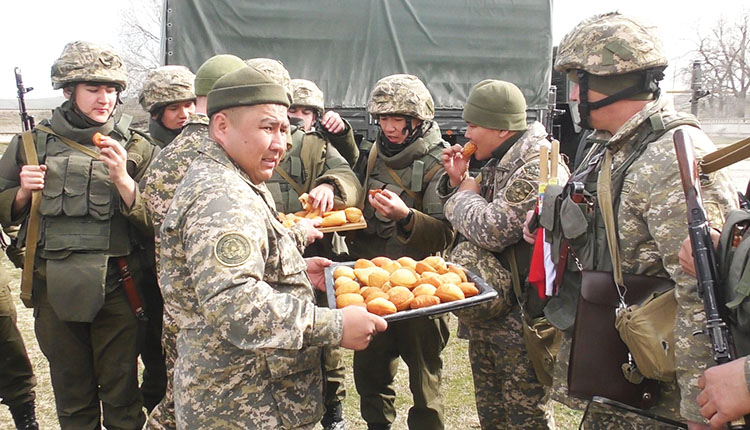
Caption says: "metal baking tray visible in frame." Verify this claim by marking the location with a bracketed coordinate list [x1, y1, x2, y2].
[324, 261, 498, 322]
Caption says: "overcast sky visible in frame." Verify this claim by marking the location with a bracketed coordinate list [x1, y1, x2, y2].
[1, 0, 748, 100]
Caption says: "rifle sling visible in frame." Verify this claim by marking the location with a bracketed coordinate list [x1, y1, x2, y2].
[35, 125, 100, 159]
[700, 136, 750, 174]
[20, 131, 39, 308]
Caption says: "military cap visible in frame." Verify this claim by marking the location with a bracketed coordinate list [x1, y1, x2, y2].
[207, 66, 290, 117]
[139, 65, 196, 113]
[51, 41, 127, 90]
[462, 80, 527, 131]
[555, 12, 668, 76]
[290, 79, 325, 115]
[194, 54, 247, 96]
[367, 74, 434, 121]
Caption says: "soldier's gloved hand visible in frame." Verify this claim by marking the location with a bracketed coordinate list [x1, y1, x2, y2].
[296, 217, 323, 245]
[697, 356, 750, 429]
[308, 183, 335, 214]
[305, 256, 332, 292]
[340, 306, 387, 350]
[320, 111, 345, 135]
[441, 144, 469, 187]
[369, 188, 410, 221]
[523, 209, 537, 244]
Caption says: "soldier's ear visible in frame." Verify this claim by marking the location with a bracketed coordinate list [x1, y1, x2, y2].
[210, 111, 231, 144]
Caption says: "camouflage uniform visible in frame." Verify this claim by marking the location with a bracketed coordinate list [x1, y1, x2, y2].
[438, 121, 560, 429]
[139, 65, 197, 148]
[141, 54, 248, 430]
[0, 242, 38, 429]
[141, 112, 208, 430]
[159, 138, 343, 429]
[0, 41, 156, 429]
[348, 74, 454, 430]
[549, 14, 739, 426]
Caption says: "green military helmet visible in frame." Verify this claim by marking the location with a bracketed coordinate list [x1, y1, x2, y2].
[138, 65, 196, 113]
[290, 79, 324, 115]
[244, 58, 293, 102]
[554, 12, 668, 76]
[367, 74, 434, 121]
[462, 79, 527, 131]
[207, 66, 290, 117]
[51, 40, 128, 91]
[194, 54, 247, 96]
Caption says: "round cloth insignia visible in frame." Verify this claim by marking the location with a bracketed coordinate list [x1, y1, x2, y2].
[214, 233, 251, 267]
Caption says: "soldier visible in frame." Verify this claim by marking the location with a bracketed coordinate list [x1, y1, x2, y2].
[347, 74, 455, 430]
[289, 78, 359, 167]
[438, 79, 559, 429]
[0, 40, 157, 429]
[0, 230, 38, 430]
[136, 64, 198, 415]
[158, 65, 386, 428]
[141, 54, 247, 430]
[523, 13, 738, 428]
[138, 65, 197, 148]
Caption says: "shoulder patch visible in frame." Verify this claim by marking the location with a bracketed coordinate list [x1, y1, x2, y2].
[214, 232, 252, 267]
[504, 178, 536, 205]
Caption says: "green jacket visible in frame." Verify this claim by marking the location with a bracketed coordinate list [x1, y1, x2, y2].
[267, 125, 362, 214]
[347, 120, 454, 260]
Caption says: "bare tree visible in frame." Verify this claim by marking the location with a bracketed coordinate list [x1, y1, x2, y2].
[687, 11, 750, 117]
[116, 0, 163, 99]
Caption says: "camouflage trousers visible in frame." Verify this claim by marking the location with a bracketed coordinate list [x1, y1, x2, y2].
[551, 333, 684, 429]
[0, 283, 36, 409]
[450, 241, 554, 429]
[145, 305, 178, 430]
[316, 290, 346, 407]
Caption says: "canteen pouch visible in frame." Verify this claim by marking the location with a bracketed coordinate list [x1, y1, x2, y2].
[568, 270, 671, 409]
[615, 288, 677, 382]
[46, 253, 108, 322]
[522, 315, 562, 386]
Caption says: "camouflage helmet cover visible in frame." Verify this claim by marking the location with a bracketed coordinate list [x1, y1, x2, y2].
[367, 74, 435, 121]
[138, 65, 196, 113]
[51, 41, 128, 90]
[554, 12, 668, 76]
[244, 58, 293, 102]
[290, 79, 325, 114]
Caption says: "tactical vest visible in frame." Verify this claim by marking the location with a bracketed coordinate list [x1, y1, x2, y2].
[267, 127, 322, 213]
[19, 120, 134, 261]
[543, 112, 700, 331]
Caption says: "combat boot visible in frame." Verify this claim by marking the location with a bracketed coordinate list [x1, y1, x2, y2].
[321, 401, 346, 430]
[10, 400, 39, 430]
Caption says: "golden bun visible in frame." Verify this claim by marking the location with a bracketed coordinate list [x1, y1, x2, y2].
[345, 207, 363, 223]
[396, 256, 417, 270]
[458, 282, 479, 298]
[440, 272, 463, 285]
[448, 264, 468, 283]
[381, 260, 402, 274]
[354, 259, 376, 269]
[365, 290, 390, 303]
[418, 272, 442, 288]
[412, 284, 437, 297]
[337, 293, 365, 308]
[410, 295, 441, 309]
[367, 297, 397, 316]
[390, 268, 418, 288]
[388, 286, 415, 311]
[371, 256, 393, 267]
[333, 265, 355, 280]
[436, 283, 465, 302]
[415, 261, 435, 274]
[334, 277, 361, 296]
[368, 270, 390, 289]
[321, 210, 347, 227]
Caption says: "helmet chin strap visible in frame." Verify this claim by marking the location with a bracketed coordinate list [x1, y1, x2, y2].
[400, 115, 414, 136]
[576, 69, 664, 130]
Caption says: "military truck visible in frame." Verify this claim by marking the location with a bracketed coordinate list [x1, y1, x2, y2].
[161, 0, 577, 158]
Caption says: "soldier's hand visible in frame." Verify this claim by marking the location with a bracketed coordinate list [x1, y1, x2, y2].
[308, 183, 335, 214]
[679, 231, 719, 279]
[320, 111, 345, 135]
[19, 164, 46, 193]
[523, 209, 537, 244]
[697, 356, 750, 429]
[369, 188, 410, 221]
[296, 218, 324, 245]
[340, 306, 387, 350]
[441, 144, 468, 187]
[306, 256, 332, 292]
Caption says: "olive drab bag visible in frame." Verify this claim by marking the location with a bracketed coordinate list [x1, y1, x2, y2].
[717, 208, 750, 357]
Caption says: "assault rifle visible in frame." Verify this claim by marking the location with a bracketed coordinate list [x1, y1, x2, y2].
[15, 68, 35, 131]
[674, 129, 749, 430]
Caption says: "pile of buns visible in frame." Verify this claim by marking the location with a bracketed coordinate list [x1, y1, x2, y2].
[278, 193, 363, 228]
[333, 255, 479, 316]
